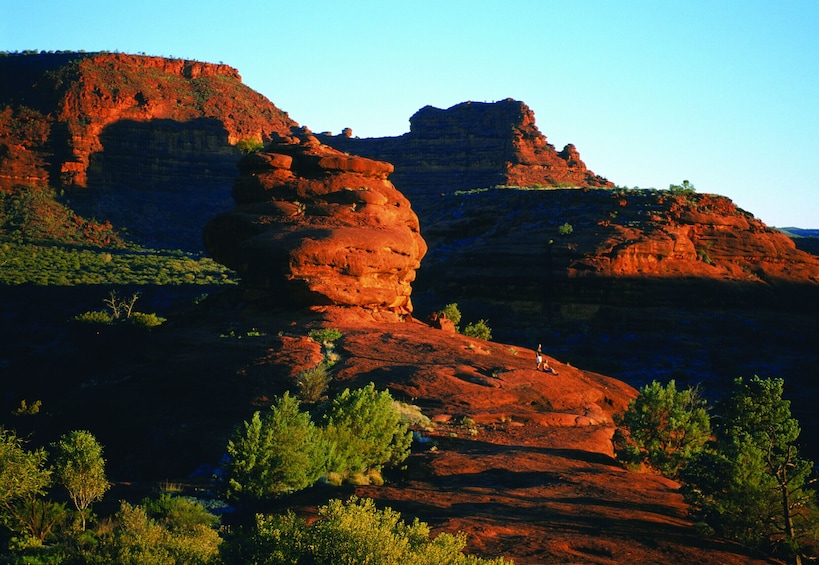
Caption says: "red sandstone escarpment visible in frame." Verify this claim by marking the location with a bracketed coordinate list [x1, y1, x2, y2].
[0, 52, 299, 250]
[318, 99, 613, 197]
[203, 129, 427, 315]
[577, 190, 819, 284]
[0, 52, 296, 189]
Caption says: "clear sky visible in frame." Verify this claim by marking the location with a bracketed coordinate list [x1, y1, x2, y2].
[2, 0, 817, 228]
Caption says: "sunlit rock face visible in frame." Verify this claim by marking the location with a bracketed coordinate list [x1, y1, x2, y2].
[203, 129, 427, 315]
[318, 98, 613, 197]
[0, 51, 298, 251]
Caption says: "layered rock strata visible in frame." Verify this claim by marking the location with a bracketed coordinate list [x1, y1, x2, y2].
[203, 130, 427, 315]
[318, 99, 613, 197]
[0, 52, 297, 250]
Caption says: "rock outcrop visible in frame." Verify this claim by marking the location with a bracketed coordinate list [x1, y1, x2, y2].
[318, 99, 613, 197]
[0, 52, 297, 250]
[203, 130, 427, 315]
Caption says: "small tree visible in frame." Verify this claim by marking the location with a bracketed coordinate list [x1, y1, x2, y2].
[682, 376, 817, 564]
[436, 303, 462, 332]
[294, 363, 332, 404]
[0, 428, 56, 541]
[463, 319, 492, 341]
[52, 430, 110, 530]
[668, 179, 696, 196]
[224, 392, 327, 502]
[323, 383, 412, 482]
[0, 429, 51, 510]
[613, 380, 711, 478]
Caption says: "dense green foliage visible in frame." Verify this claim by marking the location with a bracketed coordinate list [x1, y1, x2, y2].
[236, 137, 265, 154]
[0, 184, 119, 246]
[0, 428, 55, 543]
[668, 179, 696, 196]
[92, 496, 222, 565]
[438, 303, 462, 328]
[613, 380, 711, 478]
[323, 383, 412, 483]
[681, 376, 818, 562]
[224, 384, 413, 502]
[1, 426, 222, 564]
[0, 240, 236, 285]
[308, 327, 343, 343]
[224, 392, 328, 503]
[52, 431, 110, 530]
[463, 319, 493, 341]
[224, 496, 513, 565]
[294, 363, 332, 404]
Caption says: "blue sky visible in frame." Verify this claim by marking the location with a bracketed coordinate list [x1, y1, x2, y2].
[3, 1, 817, 227]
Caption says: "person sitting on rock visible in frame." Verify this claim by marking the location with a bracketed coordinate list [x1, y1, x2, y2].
[541, 357, 559, 375]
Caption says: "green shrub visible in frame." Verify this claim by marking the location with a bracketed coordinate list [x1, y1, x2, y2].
[224, 393, 328, 502]
[96, 497, 221, 565]
[463, 319, 492, 341]
[229, 496, 513, 565]
[74, 310, 115, 324]
[668, 179, 696, 196]
[438, 303, 462, 328]
[295, 363, 332, 404]
[308, 328, 343, 343]
[558, 222, 573, 236]
[323, 383, 412, 482]
[236, 137, 264, 154]
[128, 312, 167, 329]
[0, 239, 237, 285]
[613, 380, 710, 478]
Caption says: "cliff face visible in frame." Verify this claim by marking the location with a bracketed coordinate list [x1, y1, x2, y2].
[203, 129, 427, 315]
[410, 186, 819, 415]
[0, 52, 298, 249]
[318, 99, 612, 197]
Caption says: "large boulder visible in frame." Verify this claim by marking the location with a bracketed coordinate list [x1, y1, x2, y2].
[203, 130, 427, 315]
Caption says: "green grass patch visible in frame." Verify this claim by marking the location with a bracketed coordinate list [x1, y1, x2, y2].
[0, 239, 237, 286]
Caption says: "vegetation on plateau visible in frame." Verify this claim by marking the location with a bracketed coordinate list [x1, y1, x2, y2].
[0, 184, 236, 286]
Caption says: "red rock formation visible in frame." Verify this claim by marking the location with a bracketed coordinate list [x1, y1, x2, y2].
[0, 51, 298, 250]
[576, 191, 819, 284]
[203, 130, 427, 315]
[0, 52, 295, 189]
[318, 99, 613, 196]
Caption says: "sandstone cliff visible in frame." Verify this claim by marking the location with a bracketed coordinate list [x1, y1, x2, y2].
[0, 51, 297, 249]
[203, 129, 427, 315]
[318, 99, 613, 197]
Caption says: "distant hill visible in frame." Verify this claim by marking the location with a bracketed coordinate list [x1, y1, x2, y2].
[0, 51, 298, 250]
[778, 227, 819, 255]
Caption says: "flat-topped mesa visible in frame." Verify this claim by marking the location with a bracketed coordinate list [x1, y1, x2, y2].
[318, 99, 613, 196]
[203, 129, 427, 315]
[0, 51, 296, 190]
